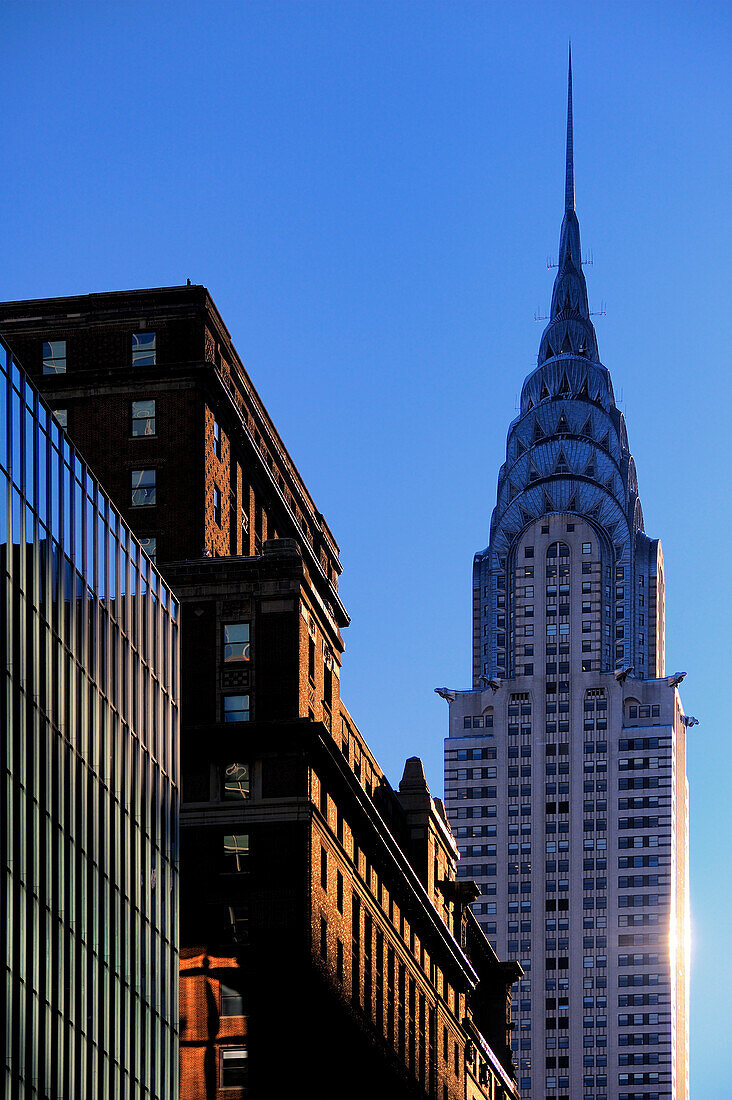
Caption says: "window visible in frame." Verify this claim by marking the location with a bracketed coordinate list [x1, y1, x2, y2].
[132, 331, 156, 366]
[53, 408, 68, 428]
[42, 339, 66, 374]
[223, 833, 249, 872]
[131, 468, 156, 506]
[131, 399, 156, 436]
[214, 487, 222, 526]
[228, 904, 249, 942]
[222, 762, 250, 799]
[224, 694, 250, 722]
[139, 536, 156, 561]
[220, 1048, 248, 1088]
[582, 542, 592, 554]
[220, 983, 245, 1016]
[214, 419, 221, 457]
[224, 623, 251, 662]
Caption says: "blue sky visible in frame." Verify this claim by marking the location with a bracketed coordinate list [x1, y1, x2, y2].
[2, 2, 730, 1092]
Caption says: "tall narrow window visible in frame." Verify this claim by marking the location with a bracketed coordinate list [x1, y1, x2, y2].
[213, 419, 221, 458]
[132, 331, 156, 366]
[131, 468, 156, 506]
[131, 399, 156, 436]
[214, 488, 222, 526]
[224, 623, 250, 662]
[42, 340, 66, 374]
[227, 904, 249, 943]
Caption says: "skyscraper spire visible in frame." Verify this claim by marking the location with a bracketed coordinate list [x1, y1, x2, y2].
[565, 43, 574, 213]
[541, 45, 595, 351]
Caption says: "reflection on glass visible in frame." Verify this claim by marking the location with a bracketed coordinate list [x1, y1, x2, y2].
[131, 468, 156, 506]
[223, 834, 249, 872]
[223, 762, 250, 800]
[132, 331, 156, 366]
[131, 399, 156, 436]
[224, 694, 249, 722]
[42, 339, 66, 374]
[139, 536, 157, 561]
[1, 333, 179, 1098]
[224, 622, 250, 662]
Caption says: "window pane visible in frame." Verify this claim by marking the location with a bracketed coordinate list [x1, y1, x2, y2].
[139, 536, 156, 561]
[42, 340, 66, 374]
[131, 399, 156, 436]
[220, 1048, 248, 1086]
[131, 468, 156, 506]
[224, 623, 250, 662]
[223, 762, 250, 800]
[132, 331, 156, 366]
[53, 408, 68, 428]
[220, 983, 245, 1017]
[224, 694, 249, 722]
[223, 834, 249, 872]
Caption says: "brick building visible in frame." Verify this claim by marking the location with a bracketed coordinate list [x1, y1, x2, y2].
[0, 285, 521, 1099]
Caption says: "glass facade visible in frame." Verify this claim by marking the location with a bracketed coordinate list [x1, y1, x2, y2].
[1, 336, 180, 1098]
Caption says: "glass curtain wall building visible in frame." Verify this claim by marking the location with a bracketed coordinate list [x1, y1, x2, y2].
[1, 336, 180, 1098]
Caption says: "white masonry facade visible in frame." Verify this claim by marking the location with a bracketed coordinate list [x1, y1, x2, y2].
[443, 56, 690, 1100]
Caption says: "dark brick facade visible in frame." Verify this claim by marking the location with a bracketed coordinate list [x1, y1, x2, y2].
[0, 286, 520, 1100]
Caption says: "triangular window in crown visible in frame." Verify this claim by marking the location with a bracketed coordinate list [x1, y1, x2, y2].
[540, 381, 550, 401]
[560, 334, 572, 354]
[520, 505, 533, 526]
[543, 488, 555, 513]
[554, 450, 570, 475]
[533, 420, 545, 442]
[578, 377, 590, 398]
[556, 412, 571, 434]
[543, 345, 554, 363]
[583, 458, 596, 479]
[526, 395, 534, 410]
[605, 522, 618, 538]
[558, 373, 571, 395]
[581, 415, 593, 438]
[599, 432, 610, 451]
[528, 461, 541, 484]
[566, 494, 577, 513]
[588, 502, 601, 519]
[516, 437, 526, 456]
[604, 474, 615, 491]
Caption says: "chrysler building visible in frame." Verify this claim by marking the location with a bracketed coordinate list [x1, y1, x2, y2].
[443, 53, 690, 1100]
